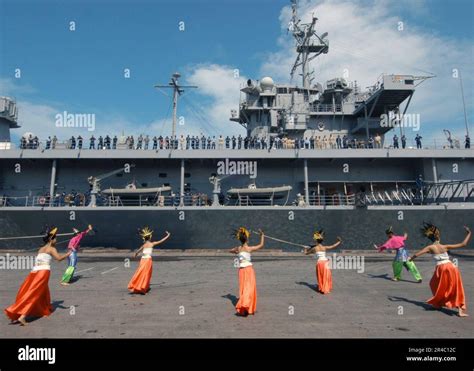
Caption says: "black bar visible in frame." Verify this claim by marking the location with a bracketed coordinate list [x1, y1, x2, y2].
[0, 338, 472, 368]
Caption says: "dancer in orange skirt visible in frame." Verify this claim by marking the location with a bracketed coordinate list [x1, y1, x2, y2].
[229, 227, 264, 316]
[128, 227, 171, 294]
[303, 230, 342, 294]
[409, 223, 471, 317]
[4, 227, 71, 325]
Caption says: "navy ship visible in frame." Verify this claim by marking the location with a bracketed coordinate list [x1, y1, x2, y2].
[0, 1, 472, 250]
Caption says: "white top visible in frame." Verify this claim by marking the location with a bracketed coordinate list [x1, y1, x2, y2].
[33, 252, 52, 271]
[316, 251, 328, 261]
[238, 251, 252, 268]
[142, 247, 153, 259]
[433, 252, 451, 265]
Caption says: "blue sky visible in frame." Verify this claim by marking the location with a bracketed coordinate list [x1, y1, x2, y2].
[0, 0, 473, 144]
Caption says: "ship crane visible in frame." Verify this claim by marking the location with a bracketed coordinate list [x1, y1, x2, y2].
[209, 174, 236, 206]
[87, 165, 136, 207]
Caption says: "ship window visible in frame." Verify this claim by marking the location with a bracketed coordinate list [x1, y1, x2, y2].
[184, 173, 191, 178]
[405, 80, 414, 85]
[159, 173, 167, 178]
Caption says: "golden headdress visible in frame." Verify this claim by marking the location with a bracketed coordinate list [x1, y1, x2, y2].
[139, 226, 154, 240]
[421, 222, 439, 241]
[313, 229, 325, 241]
[43, 226, 58, 242]
[234, 227, 250, 241]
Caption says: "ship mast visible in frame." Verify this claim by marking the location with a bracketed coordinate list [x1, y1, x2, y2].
[154, 73, 198, 137]
[289, 0, 329, 89]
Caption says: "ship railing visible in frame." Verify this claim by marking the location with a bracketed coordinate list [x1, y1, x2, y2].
[0, 195, 70, 207]
[360, 181, 474, 205]
[306, 194, 355, 206]
[0, 196, 30, 207]
[423, 179, 474, 203]
[104, 194, 211, 207]
[309, 103, 343, 113]
[363, 190, 417, 206]
[30, 195, 85, 207]
[9, 138, 473, 151]
[225, 195, 290, 207]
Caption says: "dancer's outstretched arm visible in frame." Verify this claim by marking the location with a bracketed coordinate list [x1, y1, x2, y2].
[133, 245, 145, 258]
[409, 246, 431, 261]
[48, 246, 71, 261]
[229, 246, 240, 254]
[304, 246, 316, 255]
[248, 230, 265, 252]
[374, 237, 395, 252]
[444, 226, 471, 250]
[153, 231, 171, 247]
[324, 237, 342, 250]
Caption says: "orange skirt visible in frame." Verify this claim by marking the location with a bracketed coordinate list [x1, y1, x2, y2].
[4, 269, 52, 321]
[128, 258, 153, 294]
[427, 262, 466, 310]
[316, 259, 332, 294]
[236, 266, 257, 315]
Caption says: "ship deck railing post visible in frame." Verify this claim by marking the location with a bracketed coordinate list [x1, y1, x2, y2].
[180, 159, 185, 207]
[49, 159, 57, 206]
[303, 159, 309, 205]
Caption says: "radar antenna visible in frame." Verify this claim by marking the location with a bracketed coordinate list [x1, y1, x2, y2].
[289, 0, 329, 88]
[154, 73, 198, 138]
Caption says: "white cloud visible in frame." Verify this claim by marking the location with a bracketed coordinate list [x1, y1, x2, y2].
[0, 77, 36, 96]
[185, 64, 247, 136]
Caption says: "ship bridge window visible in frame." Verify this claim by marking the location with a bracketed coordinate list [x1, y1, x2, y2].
[159, 173, 167, 178]
[277, 88, 288, 94]
[405, 79, 414, 85]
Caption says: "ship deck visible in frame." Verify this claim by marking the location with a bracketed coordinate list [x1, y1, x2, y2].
[1, 251, 473, 338]
[1, 148, 473, 159]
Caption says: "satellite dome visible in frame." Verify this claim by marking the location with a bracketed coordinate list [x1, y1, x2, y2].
[260, 76, 275, 91]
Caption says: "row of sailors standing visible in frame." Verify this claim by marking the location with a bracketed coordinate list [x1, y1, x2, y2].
[37, 134, 382, 150]
[31, 133, 472, 151]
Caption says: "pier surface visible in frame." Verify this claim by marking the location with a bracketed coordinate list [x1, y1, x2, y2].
[1, 250, 473, 338]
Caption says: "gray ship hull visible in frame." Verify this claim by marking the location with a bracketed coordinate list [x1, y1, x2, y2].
[0, 205, 472, 251]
